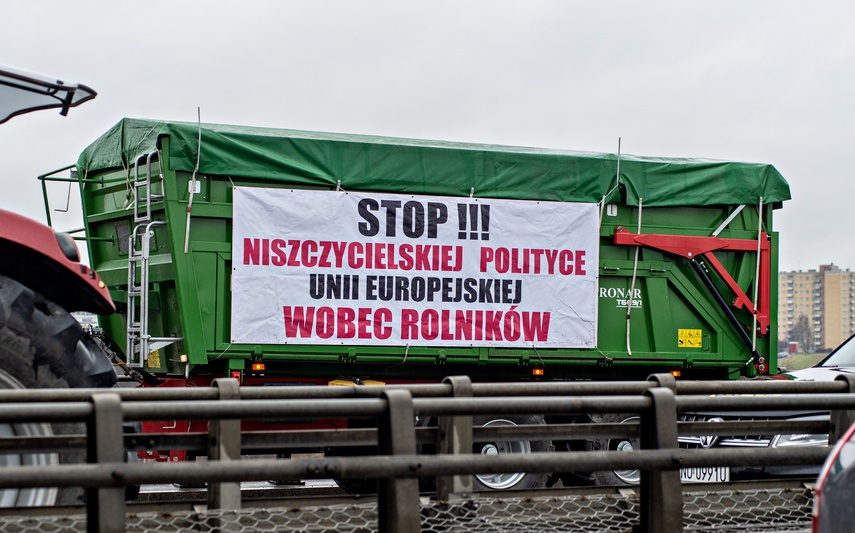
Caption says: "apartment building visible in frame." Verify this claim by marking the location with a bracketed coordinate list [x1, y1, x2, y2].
[778, 264, 855, 352]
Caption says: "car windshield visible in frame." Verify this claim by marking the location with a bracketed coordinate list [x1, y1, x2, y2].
[818, 334, 855, 367]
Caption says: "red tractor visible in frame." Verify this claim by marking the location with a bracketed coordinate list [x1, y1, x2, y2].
[0, 66, 117, 506]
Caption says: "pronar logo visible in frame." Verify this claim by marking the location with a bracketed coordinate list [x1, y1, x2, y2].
[599, 287, 642, 308]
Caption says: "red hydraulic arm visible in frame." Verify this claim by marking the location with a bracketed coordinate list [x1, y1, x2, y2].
[613, 226, 771, 336]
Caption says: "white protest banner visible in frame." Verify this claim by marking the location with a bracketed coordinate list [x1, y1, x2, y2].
[231, 188, 599, 348]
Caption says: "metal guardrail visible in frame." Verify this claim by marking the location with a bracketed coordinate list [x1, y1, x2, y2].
[0, 373, 853, 533]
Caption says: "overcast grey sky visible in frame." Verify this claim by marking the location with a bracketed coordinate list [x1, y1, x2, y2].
[1, 1, 852, 272]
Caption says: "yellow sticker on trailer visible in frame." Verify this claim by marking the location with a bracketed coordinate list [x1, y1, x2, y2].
[148, 349, 161, 368]
[678, 329, 702, 348]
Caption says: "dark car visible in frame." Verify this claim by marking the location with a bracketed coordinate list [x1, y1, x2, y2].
[678, 410, 827, 480]
[674, 337, 855, 481]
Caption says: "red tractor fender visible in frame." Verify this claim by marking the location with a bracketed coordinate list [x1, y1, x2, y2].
[0, 209, 114, 314]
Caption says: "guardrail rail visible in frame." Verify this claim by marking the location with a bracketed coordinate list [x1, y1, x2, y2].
[0, 373, 853, 533]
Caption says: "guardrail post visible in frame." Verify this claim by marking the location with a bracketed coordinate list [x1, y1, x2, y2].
[87, 392, 126, 533]
[378, 389, 420, 533]
[647, 373, 677, 391]
[436, 375, 473, 500]
[830, 374, 855, 445]
[638, 386, 682, 533]
[208, 378, 241, 512]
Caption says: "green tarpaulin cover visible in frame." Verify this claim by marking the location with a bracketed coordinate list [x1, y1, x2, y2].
[78, 118, 791, 207]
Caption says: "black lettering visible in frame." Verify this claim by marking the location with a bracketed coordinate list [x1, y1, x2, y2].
[308, 274, 324, 299]
[442, 278, 454, 302]
[427, 202, 448, 238]
[395, 276, 410, 301]
[411, 277, 426, 302]
[358, 199, 380, 236]
[426, 277, 441, 302]
[365, 275, 378, 300]
[479, 279, 494, 303]
[402, 201, 425, 238]
[463, 278, 478, 303]
[377, 276, 394, 301]
[380, 199, 402, 237]
[326, 275, 342, 299]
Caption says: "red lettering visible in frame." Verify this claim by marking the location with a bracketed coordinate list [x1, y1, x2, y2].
[455, 310, 472, 341]
[522, 311, 550, 341]
[453, 246, 463, 272]
[544, 249, 558, 274]
[316, 307, 335, 338]
[440, 309, 454, 340]
[357, 307, 372, 339]
[484, 311, 503, 341]
[511, 248, 521, 274]
[474, 310, 484, 340]
[441, 246, 454, 272]
[414, 245, 431, 270]
[503, 307, 520, 341]
[271, 239, 287, 266]
[283, 306, 314, 337]
[318, 241, 332, 267]
[401, 309, 419, 339]
[479, 247, 494, 273]
[385, 244, 397, 270]
[337, 307, 356, 338]
[373, 243, 387, 270]
[422, 309, 439, 340]
[399, 244, 414, 270]
[287, 239, 300, 266]
[331, 241, 347, 268]
[559, 249, 573, 275]
[347, 242, 363, 269]
[494, 247, 509, 273]
[244, 238, 260, 265]
[531, 249, 544, 274]
[576, 250, 586, 275]
[302, 240, 318, 268]
[374, 308, 392, 339]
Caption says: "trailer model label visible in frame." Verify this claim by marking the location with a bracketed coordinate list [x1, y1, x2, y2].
[231, 188, 599, 347]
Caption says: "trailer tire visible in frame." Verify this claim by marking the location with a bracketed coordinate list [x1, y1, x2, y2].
[0, 274, 92, 507]
[472, 414, 551, 491]
[325, 444, 379, 496]
[591, 413, 641, 486]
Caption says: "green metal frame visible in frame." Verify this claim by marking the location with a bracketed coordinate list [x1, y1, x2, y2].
[70, 122, 785, 382]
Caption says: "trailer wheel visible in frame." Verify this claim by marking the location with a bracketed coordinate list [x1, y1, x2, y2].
[591, 413, 641, 485]
[473, 414, 551, 491]
[325, 444, 379, 496]
[0, 274, 91, 506]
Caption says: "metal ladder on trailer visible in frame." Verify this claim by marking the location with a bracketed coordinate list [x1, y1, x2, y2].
[126, 152, 182, 368]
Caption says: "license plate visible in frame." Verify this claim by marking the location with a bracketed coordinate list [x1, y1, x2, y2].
[680, 466, 730, 483]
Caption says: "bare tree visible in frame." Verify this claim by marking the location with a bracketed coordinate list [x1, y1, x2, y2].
[790, 315, 813, 354]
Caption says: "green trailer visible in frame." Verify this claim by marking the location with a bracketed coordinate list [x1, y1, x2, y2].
[70, 118, 789, 387]
[58, 118, 790, 489]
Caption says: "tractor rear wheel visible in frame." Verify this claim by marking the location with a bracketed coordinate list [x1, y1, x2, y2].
[0, 274, 92, 506]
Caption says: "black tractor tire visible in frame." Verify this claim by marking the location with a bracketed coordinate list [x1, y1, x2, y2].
[0, 274, 96, 506]
[472, 414, 552, 491]
[590, 412, 642, 486]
